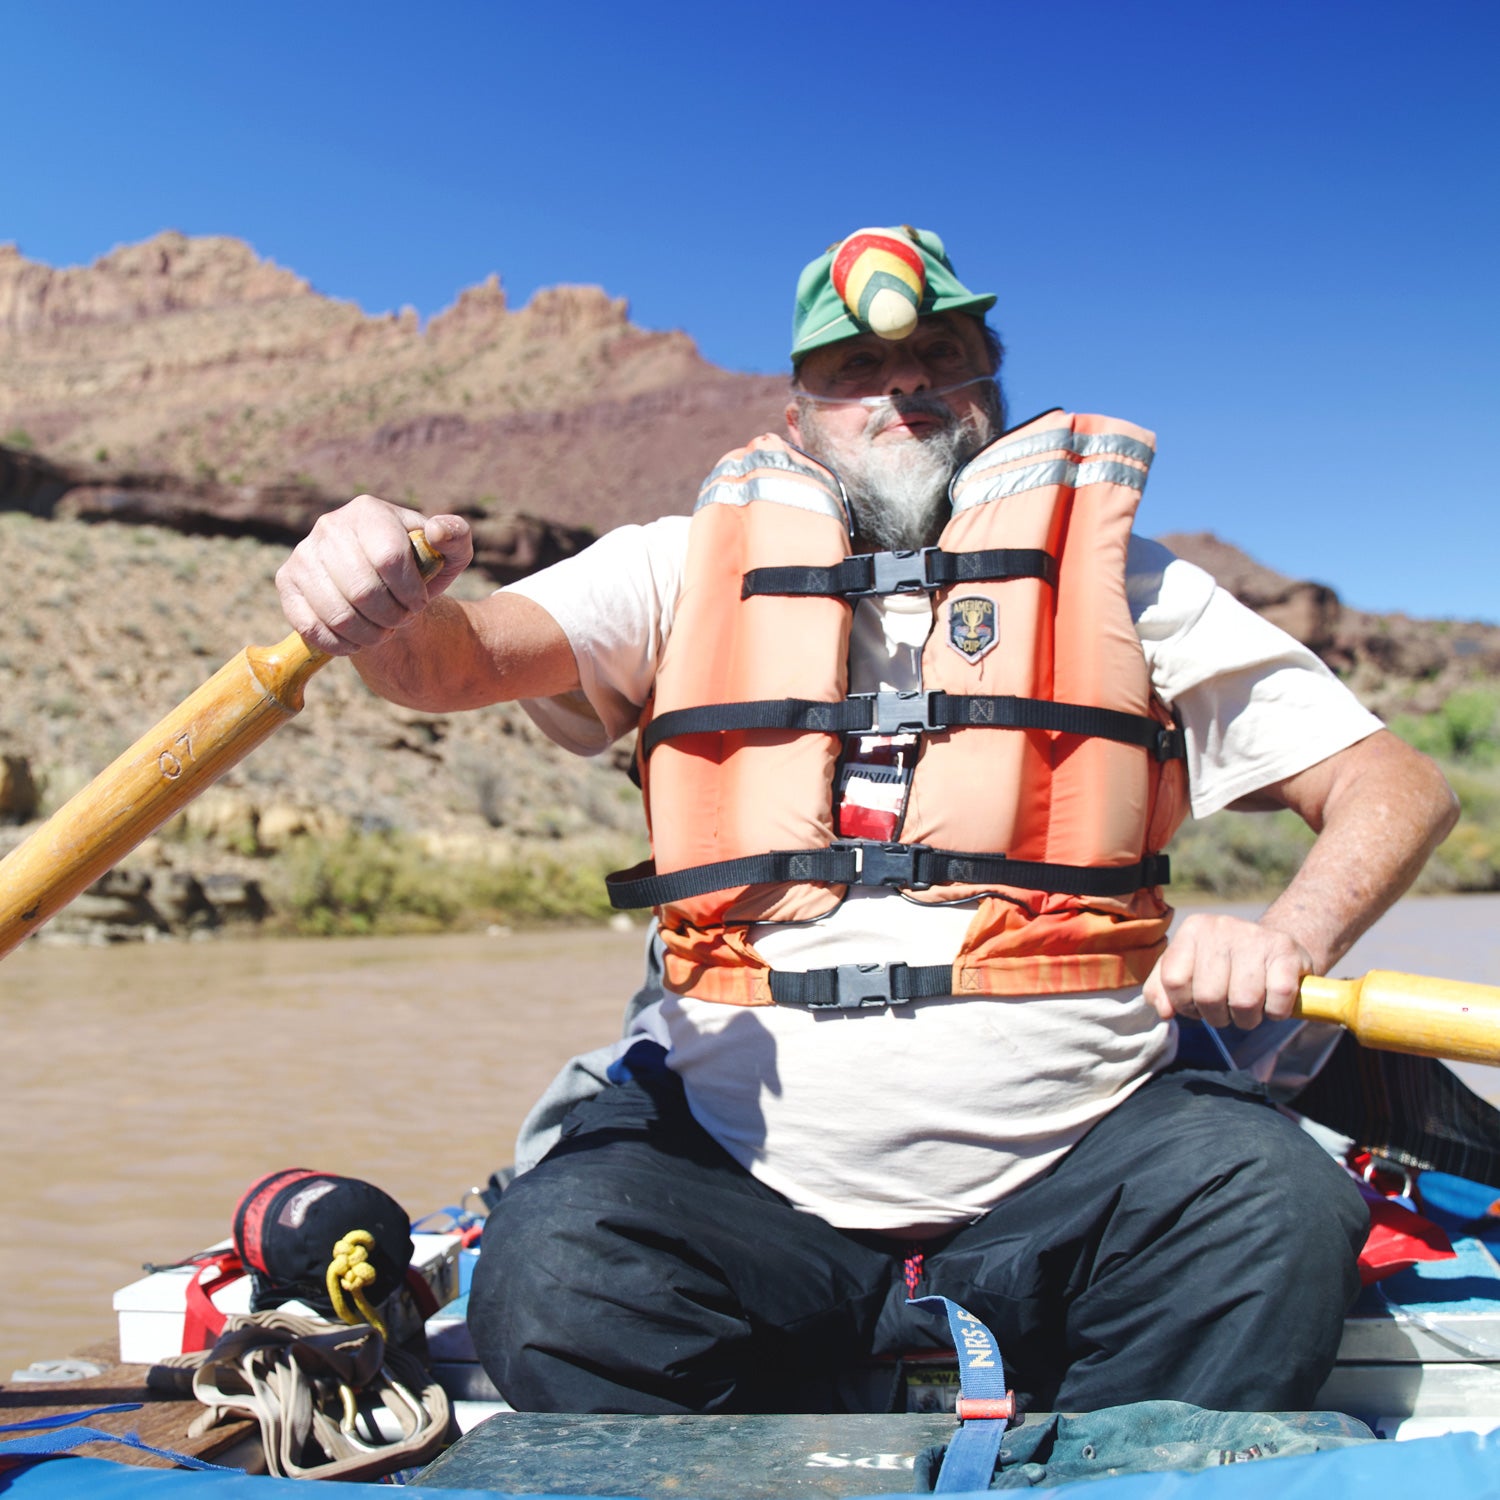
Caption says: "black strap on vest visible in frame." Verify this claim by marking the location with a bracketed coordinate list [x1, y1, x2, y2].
[605, 842, 1171, 910]
[768, 961, 957, 1009]
[741, 546, 1057, 599]
[641, 691, 1185, 763]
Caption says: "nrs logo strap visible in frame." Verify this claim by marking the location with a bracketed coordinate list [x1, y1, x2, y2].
[908, 1294, 1015, 1492]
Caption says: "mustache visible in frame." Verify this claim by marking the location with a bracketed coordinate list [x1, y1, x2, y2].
[865, 393, 960, 439]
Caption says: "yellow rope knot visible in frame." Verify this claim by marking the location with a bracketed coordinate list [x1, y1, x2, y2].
[326, 1229, 388, 1337]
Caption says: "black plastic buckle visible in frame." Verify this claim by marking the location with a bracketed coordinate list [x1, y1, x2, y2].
[817, 962, 897, 1010]
[861, 547, 938, 596]
[1153, 724, 1184, 761]
[838, 841, 932, 890]
[852, 690, 941, 736]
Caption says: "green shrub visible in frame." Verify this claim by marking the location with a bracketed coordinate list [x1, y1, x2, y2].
[1390, 690, 1500, 765]
[273, 832, 463, 936]
[1445, 765, 1500, 824]
[462, 852, 624, 925]
[1413, 763, 1500, 891]
[1417, 820, 1500, 892]
[267, 830, 638, 936]
[1167, 808, 1316, 898]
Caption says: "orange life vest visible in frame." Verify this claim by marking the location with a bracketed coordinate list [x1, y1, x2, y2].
[606, 410, 1190, 1007]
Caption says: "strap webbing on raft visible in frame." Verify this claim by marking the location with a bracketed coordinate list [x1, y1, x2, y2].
[605, 845, 1171, 910]
[741, 545, 1057, 599]
[0, 1409, 239, 1472]
[182, 1250, 246, 1352]
[641, 692, 1184, 762]
[907, 1296, 1014, 1492]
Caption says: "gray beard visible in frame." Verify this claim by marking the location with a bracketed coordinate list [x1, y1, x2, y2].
[795, 385, 1003, 551]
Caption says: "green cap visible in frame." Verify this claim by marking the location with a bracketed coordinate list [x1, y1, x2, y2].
[791, 225, 996, 363]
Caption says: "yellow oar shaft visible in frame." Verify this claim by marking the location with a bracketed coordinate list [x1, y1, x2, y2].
[1297, 969, 1500, 1065]
[0, 530, 441, 960]
[0, 633, 326, 958]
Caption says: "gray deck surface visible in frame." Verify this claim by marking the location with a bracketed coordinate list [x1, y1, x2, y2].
[418, 1411, 972, 1496]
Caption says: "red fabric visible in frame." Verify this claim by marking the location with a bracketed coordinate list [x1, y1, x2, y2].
[234, 1167, 320, 1274]
[1356, 1183, 1456, 1286]
[182, 1251, 246, 1352]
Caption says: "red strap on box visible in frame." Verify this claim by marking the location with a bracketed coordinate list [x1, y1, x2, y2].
[181, 1251, 245, 1352]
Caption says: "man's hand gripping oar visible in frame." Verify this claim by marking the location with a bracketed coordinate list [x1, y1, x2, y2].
[1146, 915, 1500, 1068]
[0, 509, 465, 959]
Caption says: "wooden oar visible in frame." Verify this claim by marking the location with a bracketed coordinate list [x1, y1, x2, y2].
[1296, 970, 1500, 1065]
[0, 530, 442, 959]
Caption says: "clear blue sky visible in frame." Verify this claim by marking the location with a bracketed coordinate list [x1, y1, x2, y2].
[5, 1, 1497, 621]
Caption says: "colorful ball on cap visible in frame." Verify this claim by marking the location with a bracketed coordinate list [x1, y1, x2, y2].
[831, 228, 927, 341]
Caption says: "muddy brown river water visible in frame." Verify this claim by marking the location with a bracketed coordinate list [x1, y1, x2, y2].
[3, 898, 1500, 1377]
[0, 925, 642, 1376]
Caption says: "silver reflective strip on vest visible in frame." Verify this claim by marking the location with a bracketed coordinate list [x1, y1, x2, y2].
[695, 448, 847, 520]
[952, 456, 1150, 514]
[964, 425, 1155, 475]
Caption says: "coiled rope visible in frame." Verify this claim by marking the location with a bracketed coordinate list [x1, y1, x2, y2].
[326, 1230, 388, 1337]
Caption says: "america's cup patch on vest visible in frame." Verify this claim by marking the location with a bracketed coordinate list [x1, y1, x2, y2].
[947, 594, 998, 663]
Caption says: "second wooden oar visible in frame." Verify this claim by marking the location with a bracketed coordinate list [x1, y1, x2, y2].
[0, 530, 442, 960]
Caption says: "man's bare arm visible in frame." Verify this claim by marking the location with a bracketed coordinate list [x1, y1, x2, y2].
[275, 495, 581, 711]
[346, 591, 579, 710]
[1254, 730, 1459, 973]
[1145, 730, 1458, 1030]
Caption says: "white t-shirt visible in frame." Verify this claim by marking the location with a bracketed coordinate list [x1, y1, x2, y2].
[506, 517, 1382, 1234]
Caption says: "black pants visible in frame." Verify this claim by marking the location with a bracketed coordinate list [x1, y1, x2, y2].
[470, 1058, 1368, 1415]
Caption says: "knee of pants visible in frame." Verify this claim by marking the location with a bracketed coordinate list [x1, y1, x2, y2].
[467, 1160, 780, 1413]
[1086, 1075, 1360, 1232]
[466, 1168, 603, 1382]
[467, 1155, 752, 1387]
[1139, 1077, 1370, 1271]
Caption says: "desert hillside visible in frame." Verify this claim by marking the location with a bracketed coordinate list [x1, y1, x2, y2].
[1159, 532, 1500, 718]
[0, 232, 788, 551]
[0, 511, 648, 938]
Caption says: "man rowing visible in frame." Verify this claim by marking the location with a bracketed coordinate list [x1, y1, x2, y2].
[276, 226, 1457, 1415]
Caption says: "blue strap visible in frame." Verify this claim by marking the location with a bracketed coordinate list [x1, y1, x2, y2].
[410, 1203, 471, 1231]
[0, 1428, 237, 1471]
[0, 1419, 239, 1472]
[909, 1294, 1009, 1492]
[0, 1407, 142, 1434]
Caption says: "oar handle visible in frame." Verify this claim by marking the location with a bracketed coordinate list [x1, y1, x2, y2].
[292, 524, 446, 673]
[1297, 970, 1500, 1065]
[295, 522, 447, 645]
[407, 528, 446, 581]
[200, 526, 448, 705]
